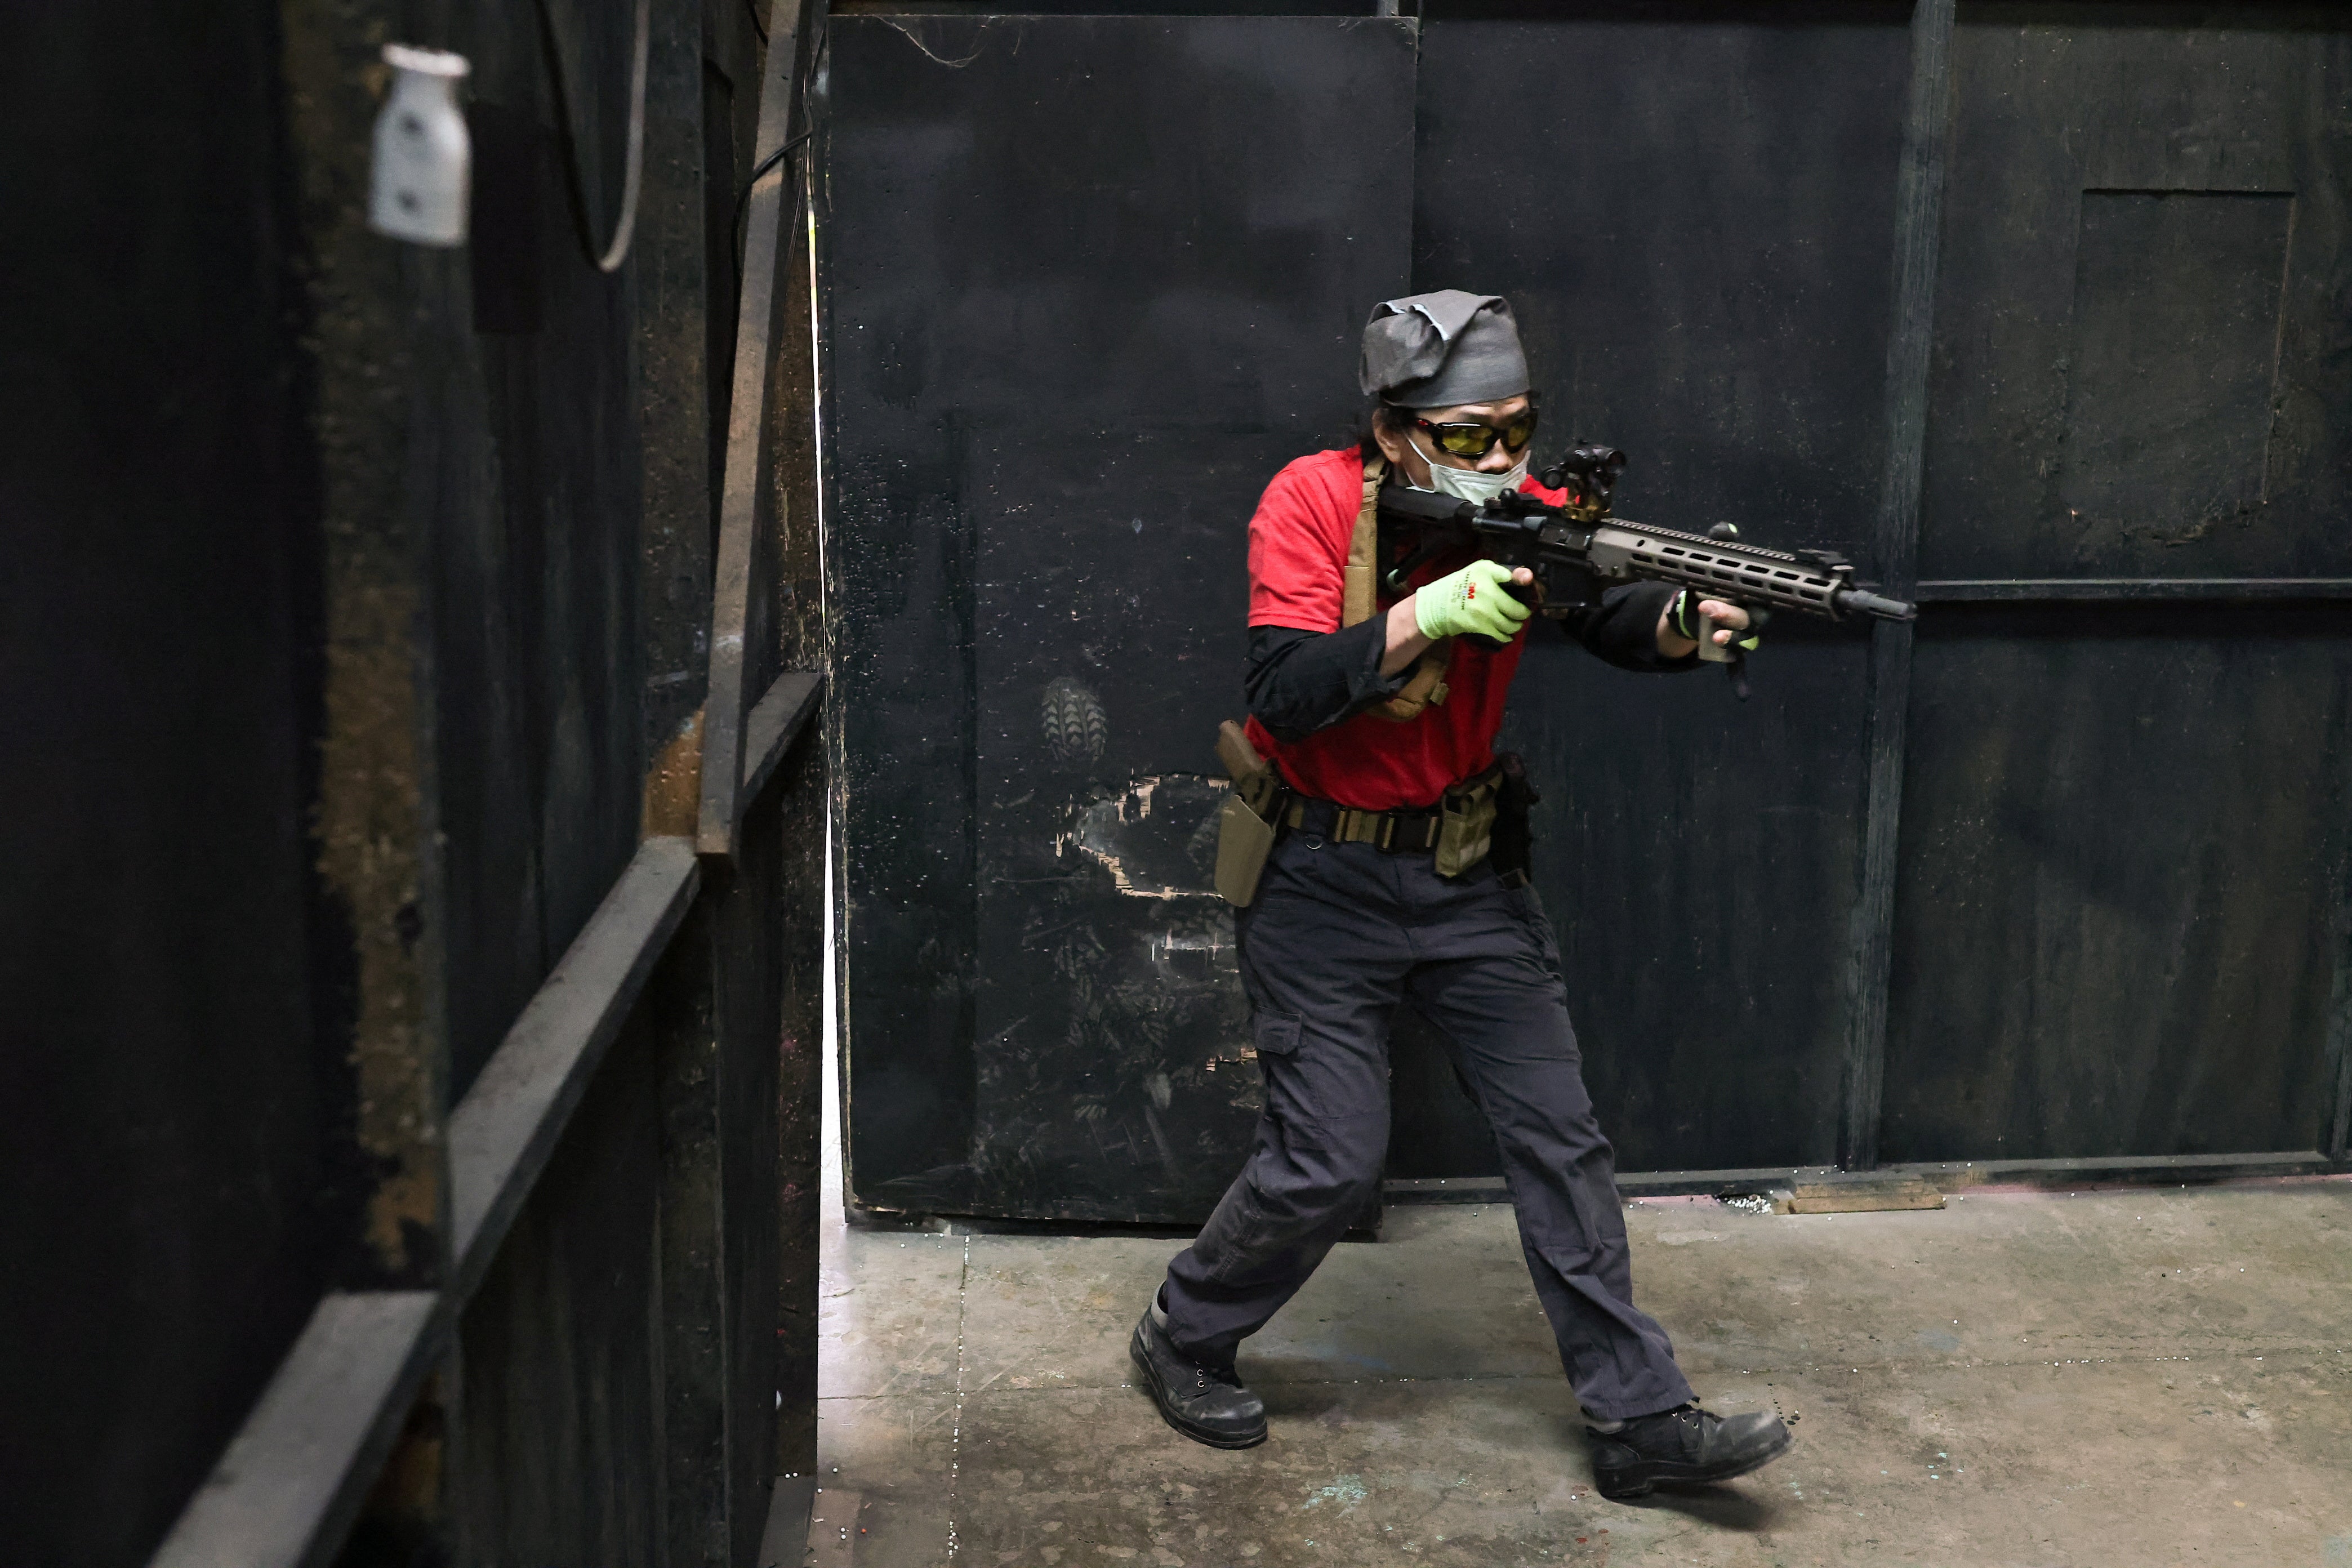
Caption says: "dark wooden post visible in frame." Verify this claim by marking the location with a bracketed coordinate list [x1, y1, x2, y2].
[770, 140, 829, 1489]
[1842, 0, 1954, 1173]
[640, 0, 723, 843]
[638, 0, 730, 1559]
[293, 3, 476, 1558]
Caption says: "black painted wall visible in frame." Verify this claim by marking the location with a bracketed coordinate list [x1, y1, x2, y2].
[1883, 6, 2352, 1161]
[1403, 5, 1910, 1175]
[829, 2, 2352, 1219]
[1886, 604, 2350, 1160]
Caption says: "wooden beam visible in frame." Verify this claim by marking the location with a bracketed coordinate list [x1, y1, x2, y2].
[447, 838, 701, 1297]
[765, 43, 831, 1475]
[700, 0, 816, 856]
[638, 0, 723, 798]
[741, 670, 825, 804]
[157, 837, 727, 1568]
[148, 1293, 441, 1568]
[1842, 0, 1954, 1173]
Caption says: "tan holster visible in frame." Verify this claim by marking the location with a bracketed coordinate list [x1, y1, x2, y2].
[1344, 456, 1450, 723]
[1212, 720, 1281, 907]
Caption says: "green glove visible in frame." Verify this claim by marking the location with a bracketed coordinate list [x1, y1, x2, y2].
[1668, 589, 1762, 654]
[1414, 559, 1533, 643]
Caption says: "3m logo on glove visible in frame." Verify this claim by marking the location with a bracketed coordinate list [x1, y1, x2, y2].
[1416, 559, 1530, 646]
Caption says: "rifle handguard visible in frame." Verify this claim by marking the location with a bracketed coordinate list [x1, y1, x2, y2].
[1591, 523, 1912, 622]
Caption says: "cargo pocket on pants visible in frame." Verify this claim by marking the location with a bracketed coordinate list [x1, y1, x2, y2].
[1251, 1010, 1302, 1058]
[1505, 884, 1566, 981]
[1197, 1009, 1304, 1284]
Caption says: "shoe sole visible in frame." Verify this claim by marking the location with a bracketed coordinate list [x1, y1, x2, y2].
[1129, 1332, 1268, 1450]
[1594, 1427, 1794, 1501]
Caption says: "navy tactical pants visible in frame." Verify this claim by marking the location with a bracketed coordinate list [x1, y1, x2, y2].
[1159, 817, 1696, 1422]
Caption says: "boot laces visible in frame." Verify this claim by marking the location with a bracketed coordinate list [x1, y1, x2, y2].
[1194, 1362, 1241, 1392]
[1669, 1404, 1713, 1441]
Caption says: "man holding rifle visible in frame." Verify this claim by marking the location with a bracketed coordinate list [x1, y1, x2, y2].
[1129, 291, 1810, 1500]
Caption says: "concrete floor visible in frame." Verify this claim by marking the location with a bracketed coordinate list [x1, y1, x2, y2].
[807, 1166, 2351, 1568]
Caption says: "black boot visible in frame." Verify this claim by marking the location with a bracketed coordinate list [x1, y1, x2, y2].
[1588, 1403, 1792, 1500]
[1129, 1305, 1267, 1449]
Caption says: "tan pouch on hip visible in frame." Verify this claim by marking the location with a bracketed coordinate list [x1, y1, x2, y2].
[1434, 765, 1503, 879]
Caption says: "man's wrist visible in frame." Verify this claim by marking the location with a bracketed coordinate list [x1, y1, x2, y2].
[1382, 595, 1432, 676]
[1655, 595, 1698, 657]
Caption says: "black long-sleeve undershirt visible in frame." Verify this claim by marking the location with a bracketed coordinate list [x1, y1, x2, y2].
[1245, 580, 1696, 745]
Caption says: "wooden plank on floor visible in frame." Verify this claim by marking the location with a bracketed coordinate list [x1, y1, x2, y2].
[1788, 1174, 1946, 1213]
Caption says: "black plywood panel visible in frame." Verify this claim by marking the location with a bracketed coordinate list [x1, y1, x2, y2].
[0, 7, 343, 1560]
[720, 785, 786, 1548]
[1402, 9, 1909, 1173]
[1503, 631, 1873, 1173]
[1414, 7, 1911, 578]
[437, 0, 649, 1101]
[1882, 606, 2350, 1160]
[2061, 191, 2293, 536]
[457, 1019, 665, 1566]
[828, 16, 1417, 1214]
[1919, 8, 2352, 581]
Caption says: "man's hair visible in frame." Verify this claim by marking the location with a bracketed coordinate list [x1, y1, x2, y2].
[1355, 400, 1417, 462]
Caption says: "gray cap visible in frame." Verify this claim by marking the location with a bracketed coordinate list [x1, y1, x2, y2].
[1358, 289, 1530, 408]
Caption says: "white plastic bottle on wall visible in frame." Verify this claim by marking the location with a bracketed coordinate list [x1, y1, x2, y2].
[368, 44, 471, 247]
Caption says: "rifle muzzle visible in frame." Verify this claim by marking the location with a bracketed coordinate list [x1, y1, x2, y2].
[1834, 587, 1917, 622]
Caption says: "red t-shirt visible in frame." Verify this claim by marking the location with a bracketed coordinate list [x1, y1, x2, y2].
[1244, 447, 1571, 811]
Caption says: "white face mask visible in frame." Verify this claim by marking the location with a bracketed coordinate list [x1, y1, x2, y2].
[1406, 433, 1527, 505]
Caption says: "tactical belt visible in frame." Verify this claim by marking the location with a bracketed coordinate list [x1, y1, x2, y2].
[1282, 796, 1445, 854]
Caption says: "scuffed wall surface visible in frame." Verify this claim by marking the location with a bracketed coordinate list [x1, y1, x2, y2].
[825, 15, 1416, 1220]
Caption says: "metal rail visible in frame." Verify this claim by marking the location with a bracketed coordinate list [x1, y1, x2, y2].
[1386, 1150, 2344, 1206]
[448, 840, 702, 1294]
[1917, 578, 2352, 603]
[149, 1294, 441, 1568]
[700, 0, 819, 856]
[153, 838, 702, 1568]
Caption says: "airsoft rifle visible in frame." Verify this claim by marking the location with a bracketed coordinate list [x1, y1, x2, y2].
[1377, 446, 1917, 697]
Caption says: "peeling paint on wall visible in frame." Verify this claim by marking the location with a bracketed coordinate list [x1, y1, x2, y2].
[1069, 774, 1228, 899]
